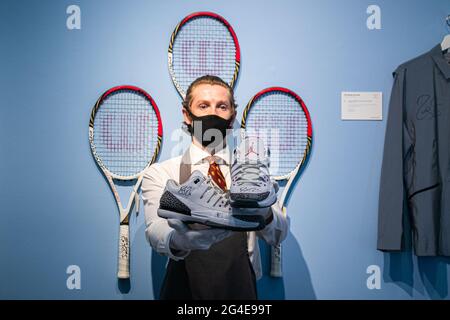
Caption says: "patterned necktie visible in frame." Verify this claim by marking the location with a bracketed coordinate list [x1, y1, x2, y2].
[207, 156, 227, 191]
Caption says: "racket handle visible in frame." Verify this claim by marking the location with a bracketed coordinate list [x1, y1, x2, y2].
[270, 244, 282, 277]
[117, 224, 130, 279]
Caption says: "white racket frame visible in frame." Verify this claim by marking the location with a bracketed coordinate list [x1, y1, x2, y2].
[89, 85, 162, 279]
[241, 87, 312, 278]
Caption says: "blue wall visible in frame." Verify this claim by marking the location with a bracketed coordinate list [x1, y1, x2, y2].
[1, 0, 449, 299]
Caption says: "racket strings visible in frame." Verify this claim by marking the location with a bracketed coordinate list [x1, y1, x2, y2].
[245, 92, 309, 177]
[172, 17, 237, 94]
[93, 90, 159, 177]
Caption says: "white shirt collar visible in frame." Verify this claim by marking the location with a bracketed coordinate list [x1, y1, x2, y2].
[188, 143, 231, 165]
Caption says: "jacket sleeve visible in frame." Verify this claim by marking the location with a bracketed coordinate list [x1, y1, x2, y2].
[377, 67, 411, 251]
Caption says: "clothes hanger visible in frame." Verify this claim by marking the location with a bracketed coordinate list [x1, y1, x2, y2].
[441, 14, 450, 52]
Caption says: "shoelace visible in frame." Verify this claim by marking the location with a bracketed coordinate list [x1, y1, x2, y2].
[199, 178, 230, 208]
[233, 162, 267, 186]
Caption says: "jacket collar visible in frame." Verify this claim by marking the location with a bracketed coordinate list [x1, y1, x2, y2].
[431, 43, 450, 80]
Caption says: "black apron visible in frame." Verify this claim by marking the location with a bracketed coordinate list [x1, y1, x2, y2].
[159, 150, 257, 300]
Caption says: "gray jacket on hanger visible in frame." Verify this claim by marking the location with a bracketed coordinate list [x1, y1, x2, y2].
[377, 44, 450, 256]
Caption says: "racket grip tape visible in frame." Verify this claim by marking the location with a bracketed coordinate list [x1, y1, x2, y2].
[117, 224, 130, 279]
[270, 244, 282, 277]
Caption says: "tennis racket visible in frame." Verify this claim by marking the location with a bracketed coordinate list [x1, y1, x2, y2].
[89, 85, 163, 279]
[168, 11, 240, 98]
[241, 87, 313, 277]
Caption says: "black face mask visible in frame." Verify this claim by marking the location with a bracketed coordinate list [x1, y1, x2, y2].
[185, 109, 234, 152]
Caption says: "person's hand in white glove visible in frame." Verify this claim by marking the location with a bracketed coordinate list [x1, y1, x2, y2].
[168, 219, 233, 254]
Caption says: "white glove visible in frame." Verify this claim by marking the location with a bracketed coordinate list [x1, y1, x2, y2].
[168, 219, 233, 252]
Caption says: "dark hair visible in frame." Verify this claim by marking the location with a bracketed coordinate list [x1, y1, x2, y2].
[182, 75, 237, 110]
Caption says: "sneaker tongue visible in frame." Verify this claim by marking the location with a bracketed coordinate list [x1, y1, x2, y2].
[237, 137, 266, 162]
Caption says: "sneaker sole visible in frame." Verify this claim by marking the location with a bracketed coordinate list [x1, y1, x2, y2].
[157, 208, 266, 231]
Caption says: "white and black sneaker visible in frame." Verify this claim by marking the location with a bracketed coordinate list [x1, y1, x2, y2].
[157, 170, 266, 231]
[230, 136, 279, 208]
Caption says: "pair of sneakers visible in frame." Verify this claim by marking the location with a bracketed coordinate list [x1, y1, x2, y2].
[157, 136, 278, 231]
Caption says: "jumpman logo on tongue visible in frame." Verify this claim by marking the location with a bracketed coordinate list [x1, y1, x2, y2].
[245, 142, 259, 157]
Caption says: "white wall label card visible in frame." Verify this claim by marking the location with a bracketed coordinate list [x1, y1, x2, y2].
[341, 92, 382, 120]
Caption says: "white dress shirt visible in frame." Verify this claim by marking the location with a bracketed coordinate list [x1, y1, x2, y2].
[141, 142, 289, 280]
